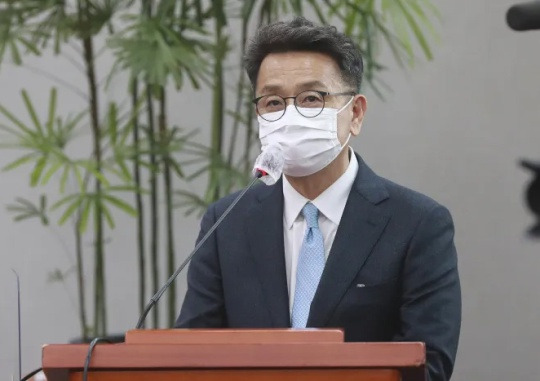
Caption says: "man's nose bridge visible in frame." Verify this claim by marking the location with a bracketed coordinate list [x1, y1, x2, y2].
[283, 96, 296, 106]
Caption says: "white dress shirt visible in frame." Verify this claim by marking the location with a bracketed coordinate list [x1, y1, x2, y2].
[282, 148, 359, 314]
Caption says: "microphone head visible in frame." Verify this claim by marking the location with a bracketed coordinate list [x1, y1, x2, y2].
[253, 144, 284, 185]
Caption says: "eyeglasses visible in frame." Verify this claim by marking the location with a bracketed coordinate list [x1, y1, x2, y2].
[252, 90, 356, 122]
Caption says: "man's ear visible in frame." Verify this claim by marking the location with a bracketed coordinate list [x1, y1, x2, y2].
[350, 94, 367, 136]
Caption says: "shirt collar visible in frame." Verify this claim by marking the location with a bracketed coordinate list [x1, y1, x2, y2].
[282, 147, 359, 228]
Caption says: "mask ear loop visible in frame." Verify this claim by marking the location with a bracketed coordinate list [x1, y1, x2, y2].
[341, 132, 352, 149]
[337, 96, 355, 113]
[338, 96, 355, 149]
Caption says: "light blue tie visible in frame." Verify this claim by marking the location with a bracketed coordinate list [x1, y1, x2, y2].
[292, 202, 325, 328]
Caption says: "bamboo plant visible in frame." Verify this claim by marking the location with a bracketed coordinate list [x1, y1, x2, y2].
[0, 0, 208, 337]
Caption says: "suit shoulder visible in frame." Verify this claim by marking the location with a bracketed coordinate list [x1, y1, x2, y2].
[356, 155, 449, 218]
[378, 176, 450, 217]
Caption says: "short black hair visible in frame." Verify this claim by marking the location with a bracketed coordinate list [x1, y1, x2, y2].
[244, 17, 363, 92]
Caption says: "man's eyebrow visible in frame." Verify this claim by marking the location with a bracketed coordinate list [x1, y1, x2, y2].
[259, 84, 282, 94]
[258, 80, 330, 95]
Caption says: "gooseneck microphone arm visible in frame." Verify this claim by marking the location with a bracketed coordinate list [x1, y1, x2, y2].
[135, 172, 263, 329]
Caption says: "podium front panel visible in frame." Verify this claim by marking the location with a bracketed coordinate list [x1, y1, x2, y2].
[69, 369, 400, 381]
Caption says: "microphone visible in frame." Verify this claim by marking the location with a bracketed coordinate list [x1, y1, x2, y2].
[507, 1, 540, 31]
[252, 144, 284, 185]
[135, 149, 283, 329]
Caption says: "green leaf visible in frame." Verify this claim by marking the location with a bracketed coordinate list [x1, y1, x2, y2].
[75, 160, 110, 187]
[107, 102, 118, 145]
[61, 110, 86, 140]
[40, 160, 64, 185]
[46, 88, 57, 135]
[9, 40, 22, 65]
[395, 0, 433, 60]
[17, 36, 41, 57]
[91, 168, 110, 187]
[51, 193, 80, 211]
[7, 196, 48, 225]
[13, 213, 38, 222]
[408, 0, 440, 42]
[0, 123, 25, 139]
[58, 196, 84, 226]
[78, 198, 92, 233]
[107, 149, 133, 181]
[12, 197, 36, 209]
[120, 121, 136, 148]
[100, 202, 115, 229]
[21, 90, 43, 135]
[102, 194, 137, 216]
[3, 153, 36, 171]
[6, 205, 30, 213]
[59, 163, 70, 193]
[168, 158, 184, 178]
[39, 194, 49, 225]
[30, 155, 48, 186]
[0, 103, 34, 136]
[73, 164, 85, 192]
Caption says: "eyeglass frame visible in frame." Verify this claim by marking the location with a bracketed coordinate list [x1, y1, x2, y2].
[252, 90, 357, 122]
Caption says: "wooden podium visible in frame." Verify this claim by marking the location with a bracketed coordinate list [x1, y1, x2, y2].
[42, 329, 426, 381]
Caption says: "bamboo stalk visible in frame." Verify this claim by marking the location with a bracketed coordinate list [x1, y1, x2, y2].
[131, 78, 146, 318]
[207, 0, 225, 203]
[146, 85, 159, 328]
[158, 87, 176, 327]
[79, 0, 106, 336]
[74, 218, 88, 340]
[142, 0, 160, 329]
[229, 3, 259, 188]
[226, 8, 251, 179]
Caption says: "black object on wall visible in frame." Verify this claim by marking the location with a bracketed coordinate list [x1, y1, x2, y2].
[507, 1, 540, 31]
[520, 160, 540, 236]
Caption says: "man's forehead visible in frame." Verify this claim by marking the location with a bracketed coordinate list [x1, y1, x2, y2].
[256, 51, 342, 94]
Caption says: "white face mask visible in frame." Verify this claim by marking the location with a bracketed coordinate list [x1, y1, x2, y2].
[257, 97, 353, 177]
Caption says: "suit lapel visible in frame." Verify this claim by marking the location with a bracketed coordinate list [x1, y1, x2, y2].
[245, 179, 290, 327]
[307, 155, 391, 327]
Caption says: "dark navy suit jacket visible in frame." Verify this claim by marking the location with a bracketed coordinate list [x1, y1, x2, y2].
[176, 154, 461, 381]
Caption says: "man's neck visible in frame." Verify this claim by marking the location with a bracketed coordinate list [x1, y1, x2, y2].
[285, 147, 351, 200]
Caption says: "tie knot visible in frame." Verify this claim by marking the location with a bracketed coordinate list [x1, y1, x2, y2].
[302, 202, 319, 228]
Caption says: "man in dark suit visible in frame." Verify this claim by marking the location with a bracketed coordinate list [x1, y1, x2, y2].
[176, 17, 461, 381]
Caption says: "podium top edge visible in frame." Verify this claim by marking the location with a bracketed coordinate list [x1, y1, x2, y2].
[125, 328, 344, 344]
